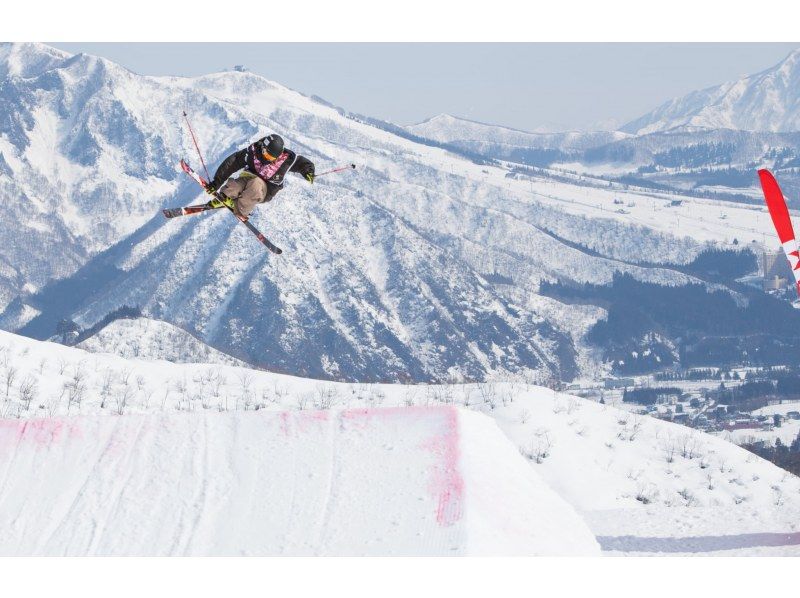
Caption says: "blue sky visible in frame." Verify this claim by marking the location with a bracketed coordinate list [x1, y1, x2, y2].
[51, 43, 800, 132]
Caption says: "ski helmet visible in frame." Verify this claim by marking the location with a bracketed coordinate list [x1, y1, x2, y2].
[261, 134, 284, 162]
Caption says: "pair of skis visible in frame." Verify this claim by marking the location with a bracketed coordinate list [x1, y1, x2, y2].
[164, 159, 282, 254]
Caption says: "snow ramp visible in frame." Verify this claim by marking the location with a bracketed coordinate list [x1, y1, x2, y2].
[0, 406, 599, 556]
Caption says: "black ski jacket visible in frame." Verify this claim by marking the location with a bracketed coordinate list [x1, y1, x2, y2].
[210, 138, 315, 190]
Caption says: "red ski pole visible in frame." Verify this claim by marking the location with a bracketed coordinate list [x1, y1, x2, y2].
[315, 163, 357, 178]
[182, 110, 212, 182]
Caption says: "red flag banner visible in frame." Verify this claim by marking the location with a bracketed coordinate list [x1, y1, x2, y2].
[758, 169, 800, 297]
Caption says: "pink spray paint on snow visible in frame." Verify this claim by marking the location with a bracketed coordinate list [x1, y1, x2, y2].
[2, 406, 465, 528]
[0, 417, 82, 447]
[342, 406, 464, 526]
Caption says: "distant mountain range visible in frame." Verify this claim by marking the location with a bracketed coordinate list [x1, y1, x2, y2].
[622, 48, 800, 134]
[407, 49, 800, 204]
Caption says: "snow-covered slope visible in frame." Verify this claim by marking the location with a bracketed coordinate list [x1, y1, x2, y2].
[1, 330, 799, 555]
[0, 406, 600, 556]
[0, 43, 783, 383]
[622, 49, 800, 135]
[76, 317, 246, 366]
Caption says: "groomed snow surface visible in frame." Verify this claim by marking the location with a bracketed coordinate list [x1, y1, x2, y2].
[0, 406, 598, 556]
[1, 330, 799, 556]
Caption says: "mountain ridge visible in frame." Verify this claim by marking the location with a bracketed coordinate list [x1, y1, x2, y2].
[621, 48, 800, 134]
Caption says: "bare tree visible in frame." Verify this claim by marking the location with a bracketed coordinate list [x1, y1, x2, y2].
[65, 377, 87, 413]
[260, 386, 278, 408]
[660, 433, 677, 463]
[314, 385, 338, 410]
[461, 386, 474, 408]
[45, 394, 60, 418]
[100, 369, 114, 409]
[18, 375, 38, 412]
[679, 432, 702, 460]
[478, 382, 497, 410]
[4, 365, 17, 400]
[520, 428, 553, 463]
[212, 370, 226, 402]
[519, 408, 531, 424]
[618, 415, 644, 442]
[142, 385, 154, 410]
[273, 382, 288, 407]
[432, 384, 454, 405]
[295, 393, 310, 411]
[237, 371, 254, 410]
[174, 376, 189, 407]
[677, 488, 697, 506]
[115, 384, 134, 415]
[368, 386, 385, 406]
[635, 482, 658, 505]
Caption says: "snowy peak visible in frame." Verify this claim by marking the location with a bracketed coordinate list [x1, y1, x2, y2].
[0, 42, 71, 80]
[623, 48, 800, 134]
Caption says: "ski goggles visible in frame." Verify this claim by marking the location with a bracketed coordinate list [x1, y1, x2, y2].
[261, 148, 279, 162]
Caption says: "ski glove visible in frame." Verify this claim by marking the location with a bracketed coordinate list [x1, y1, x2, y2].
[205, 181, 218, 195]
[300, 164, 315, 184]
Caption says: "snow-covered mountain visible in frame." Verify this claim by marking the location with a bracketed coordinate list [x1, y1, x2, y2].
[0, 43, 191, 307]
[406, 52, 800, 203]
[1, 330, 798, 555]
[622, 48, 800, 135]
[1, 43, 791, 383]
[0, 44, 685, 382]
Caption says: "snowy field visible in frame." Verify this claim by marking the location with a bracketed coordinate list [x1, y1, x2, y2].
[1, 330, 799, 556]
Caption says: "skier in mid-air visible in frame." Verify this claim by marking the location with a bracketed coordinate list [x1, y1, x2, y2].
[204, 133, 315, 220]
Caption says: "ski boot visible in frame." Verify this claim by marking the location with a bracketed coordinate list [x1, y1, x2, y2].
[205, 193, 236, 210]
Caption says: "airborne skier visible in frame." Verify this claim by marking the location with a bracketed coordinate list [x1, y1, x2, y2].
[205, 134, 316, 220]
[167, 117, 352, 254]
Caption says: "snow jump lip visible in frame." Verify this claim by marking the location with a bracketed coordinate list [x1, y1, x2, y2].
[0, 406, 599, 556]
